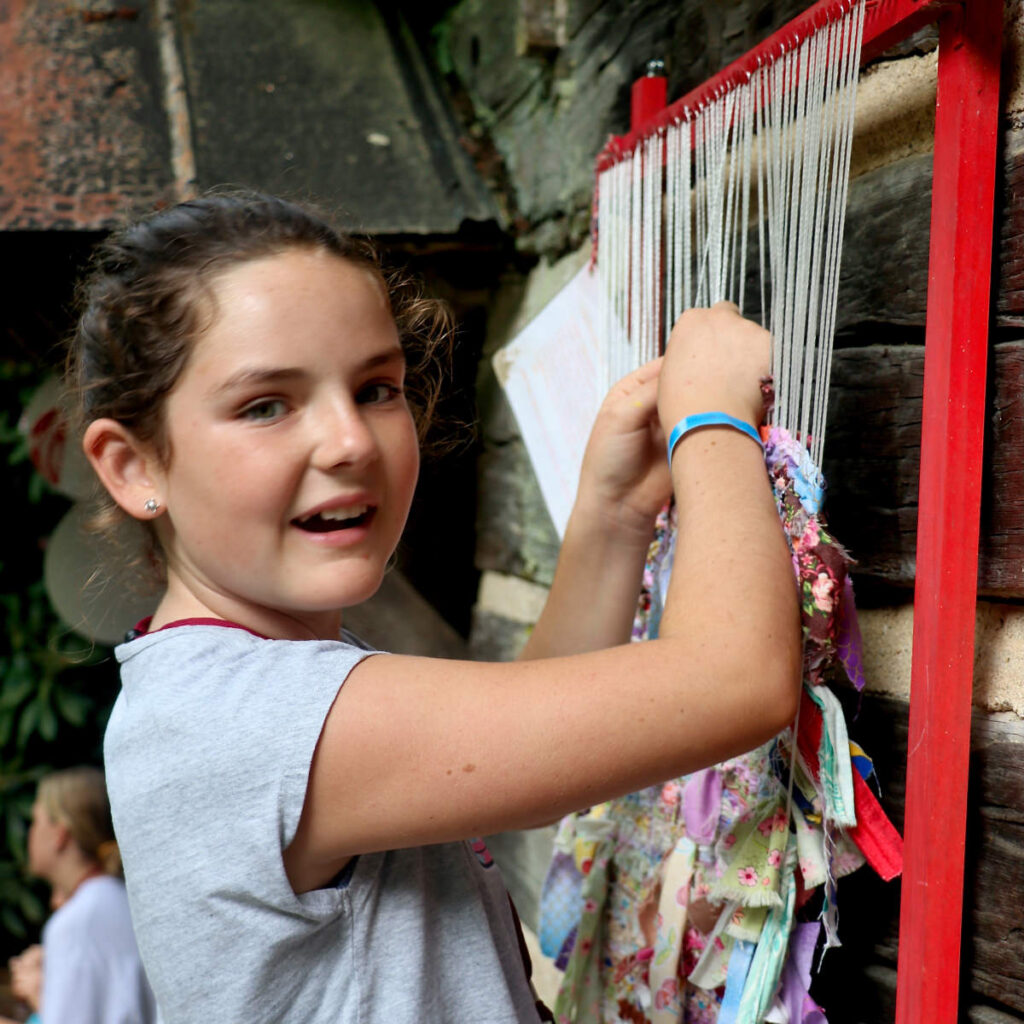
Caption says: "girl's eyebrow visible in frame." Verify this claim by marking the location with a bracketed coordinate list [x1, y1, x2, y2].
[362, 348, 407, 371]
[213, 367, 307, 396]
[211, 349, 406, 396]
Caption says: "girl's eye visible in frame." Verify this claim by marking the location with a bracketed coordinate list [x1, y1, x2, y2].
[241, 398, 288, 421]
[357, 382, 402, 405]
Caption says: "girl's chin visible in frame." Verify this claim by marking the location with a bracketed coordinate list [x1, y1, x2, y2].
[298, 574, 388, 614]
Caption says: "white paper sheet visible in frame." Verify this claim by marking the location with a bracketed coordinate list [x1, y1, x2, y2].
[493, 266, 607, 538]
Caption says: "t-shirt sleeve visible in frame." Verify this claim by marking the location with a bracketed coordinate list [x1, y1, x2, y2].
[107, 630, 375, 951]
[215, 637, 376, 850]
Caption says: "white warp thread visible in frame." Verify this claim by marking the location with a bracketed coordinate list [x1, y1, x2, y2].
[596, 0, 865, 465]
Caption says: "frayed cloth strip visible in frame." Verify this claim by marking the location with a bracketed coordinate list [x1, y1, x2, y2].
[797, 690, 903, 882]
[735, 849, 798, 1023]
[804, 686, 857, 828]
[848, 770, 903, 881]
[649, 836, 697, 1023]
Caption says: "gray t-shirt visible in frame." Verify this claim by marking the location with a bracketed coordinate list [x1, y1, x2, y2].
[106, 623, 540, 1023]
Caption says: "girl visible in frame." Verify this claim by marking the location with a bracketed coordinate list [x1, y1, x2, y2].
[1, 768, 155, 1024]
[71, 192, 800, 1022]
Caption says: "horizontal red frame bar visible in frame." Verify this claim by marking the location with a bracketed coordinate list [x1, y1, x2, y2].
[596, 0, 960, 170]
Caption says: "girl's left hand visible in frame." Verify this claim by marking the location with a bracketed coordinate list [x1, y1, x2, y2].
[575, 357, 671, 541]
[10, 943, 42, 1010]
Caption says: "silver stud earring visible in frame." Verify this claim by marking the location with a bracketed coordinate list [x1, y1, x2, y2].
[144, 498, 160, 514]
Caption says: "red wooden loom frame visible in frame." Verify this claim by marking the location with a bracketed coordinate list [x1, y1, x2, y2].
[603, 1, 1003, 1020]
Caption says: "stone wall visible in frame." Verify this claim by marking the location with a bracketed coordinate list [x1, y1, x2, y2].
[431, 0, 1024, 1018]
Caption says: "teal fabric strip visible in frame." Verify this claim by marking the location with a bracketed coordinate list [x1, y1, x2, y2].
[804, 684, 856, 827]
[735, 846, 798, 1024]
[718, 940, 757, 1024]
[816, 686, 856, 827]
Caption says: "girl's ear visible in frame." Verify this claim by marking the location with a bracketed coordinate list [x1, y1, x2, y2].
[82, 418, 163, 520]
[53, 819, 73, 855]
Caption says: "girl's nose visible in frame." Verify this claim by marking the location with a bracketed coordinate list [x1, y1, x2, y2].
[310, 400, 378, 471]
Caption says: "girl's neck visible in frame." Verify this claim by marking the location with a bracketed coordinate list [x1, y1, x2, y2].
[51, 857, 104, 905]
[153, 574, 343, 641]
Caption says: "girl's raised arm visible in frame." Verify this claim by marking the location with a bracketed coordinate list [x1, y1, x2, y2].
[284, 304, 800, 894]
[519, 355, 670, 661]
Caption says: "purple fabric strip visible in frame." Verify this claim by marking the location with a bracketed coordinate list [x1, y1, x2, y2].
[778, 922, 826, 1023]
[836, 575, 866, 691]
[683, 768, 722, 844]
[802, 995, 829, 1024]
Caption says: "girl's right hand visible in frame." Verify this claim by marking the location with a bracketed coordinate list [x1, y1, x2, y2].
[10, 944, 42, 1009]
[657, 302, 770, 434]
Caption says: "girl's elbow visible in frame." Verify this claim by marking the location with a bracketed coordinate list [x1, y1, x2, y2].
[738, 656, 800, 751]
[767, 641, 802, 731]
[732, 630, 801, 737]
[764, 590, 803, 729]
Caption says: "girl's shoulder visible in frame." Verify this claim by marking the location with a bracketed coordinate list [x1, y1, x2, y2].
[115, 618, 376, 665]
[109, 622, 375, 747]
[44, 876, 128, 945]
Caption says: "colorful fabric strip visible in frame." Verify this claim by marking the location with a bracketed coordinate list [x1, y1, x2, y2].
[649, 836, 697, 1023]
[735, 847, 797, 1023]
[837, 576, 867, 690]
[797, 691, 903, 882]
[717, 940, 757, 1024]
[848, 770, 904, 882]
[805, 686, 857, 828]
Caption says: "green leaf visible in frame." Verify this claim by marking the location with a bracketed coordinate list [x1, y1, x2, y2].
[54, 687, 91, 728]
[16, 700, 39, 750]
[13, 790, 34, 818]
[0, 676, 33, 711]
[38, 699, 58, 742]
[18, 886, 43, 923]
[1, 905, 26, 939]
[6, 806, 27, 862]
[27, 591, 46, 634]
[27, 472, 46, 504]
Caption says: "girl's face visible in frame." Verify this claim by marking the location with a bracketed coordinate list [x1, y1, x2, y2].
[27, 799, 63, 880]
[149, 248, 420, 637]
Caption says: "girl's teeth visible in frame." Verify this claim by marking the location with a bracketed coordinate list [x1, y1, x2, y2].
[295, 505, 372, 533]
[320, 505, 368, 522]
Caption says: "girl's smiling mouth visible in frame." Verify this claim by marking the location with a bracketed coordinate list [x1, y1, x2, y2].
[293, 504, 374, 533]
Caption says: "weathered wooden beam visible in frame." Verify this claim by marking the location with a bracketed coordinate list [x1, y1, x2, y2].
[823, 135, 1024, 331]
[836, 155, 933, 330]
[823, 343, 924, 587]
[822, 340, 1024, 597]
[998, 146, 1024, 325]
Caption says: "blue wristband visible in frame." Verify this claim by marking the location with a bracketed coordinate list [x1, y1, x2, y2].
[667, 412, 763, 463]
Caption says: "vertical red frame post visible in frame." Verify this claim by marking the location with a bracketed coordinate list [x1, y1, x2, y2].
[896, 1, 1003, 1020]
